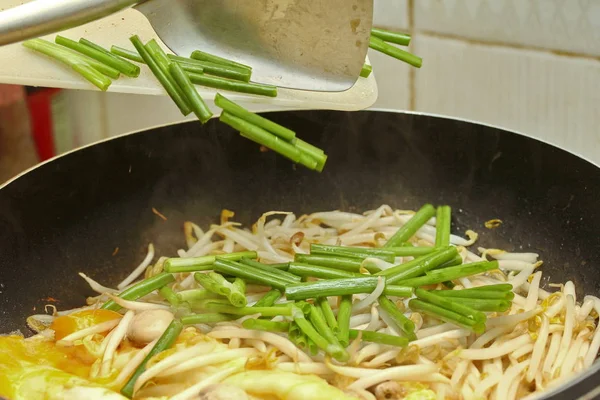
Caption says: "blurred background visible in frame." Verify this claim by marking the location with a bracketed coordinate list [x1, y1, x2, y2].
[1, 0, 599, 183]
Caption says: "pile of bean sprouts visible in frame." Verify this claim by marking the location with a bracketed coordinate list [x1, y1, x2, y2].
[28, 205, 600, 400]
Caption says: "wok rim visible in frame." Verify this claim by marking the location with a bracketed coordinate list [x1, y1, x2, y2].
[1, 109, 599, 399]
[2, 109, 598, 191]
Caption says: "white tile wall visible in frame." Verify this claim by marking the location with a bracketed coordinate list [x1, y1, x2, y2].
[414, 0, 600, 57]
[413, 34, 600, 163]
[373, 0, 409, 30]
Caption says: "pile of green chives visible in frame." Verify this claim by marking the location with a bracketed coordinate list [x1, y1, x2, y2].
[359, 27, 421, 79]
[22, 35, 327, 171]
[97, 204, 513, 395]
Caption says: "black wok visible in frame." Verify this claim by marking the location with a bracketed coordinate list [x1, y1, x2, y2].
[1, 110, 599, 399]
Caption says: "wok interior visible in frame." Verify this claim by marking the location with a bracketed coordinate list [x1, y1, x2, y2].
[1, 110, 599, 397]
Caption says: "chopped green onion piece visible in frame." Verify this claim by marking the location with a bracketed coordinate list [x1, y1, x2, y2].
[383, 285, 414, 298]
[370, 28, 411, 46]
[317, 297, 338, 333]
[101, 272, 175, 311]
[110, 45, 144, 63]
[309, 305, 342, 346]
[310, 243, 396, 263]
[383, 204, 436, 248]
[288, 323, 308, 349]
[164, 251, 257, 272]
[158, 286, 179, 306]
[145, 39, 193, 115]
[220, 112, 319, 171]
[190, 49, 252, 71]
[376, 246, 459, 284]
[360, 63, 372, 78]
[395, 261, 499, 287]
[188, 72, 277, 97]
[204, 301, 291, 317]
[430, 288, 514, 300]
[239, 258, 300, 282]
[307, 337, 319, 355]
[386, 246, 437, 257]
[435, 205, 451, 247]
[464, 284, 514, 292]
[215, 93, 295, 142]
[292, 306, 348, 362]
[194, 272, 227, 296]
[181, 313, 235, 325]
[285, 277, 380, 301]
[169, 61, 213, 123]
[54, 35, 121, 79]
[288, 262, 361, 280]
[213, 258, 289, 290]
[409, 299, 485, 334]
[77, 37, 141, 77]
[433, 297, 512, 312]
[129, 35, 191, 116]
[231, 278, 247, 306]
[349, 329, 409, 347]
[121, 319, 183, 397]
[22, 39, 112, 91]
[177, 288, 221, 302]
[242, 318, 290, 332]
[369, 36, 422, 68]
[415, 288, 486, 323]
[378, 295, 416, 340]
[253, 289, 283, 307]
[336, 295, 352, 347]
[227, 259, 297, 286]
[169, 55, 251, 81]
[294, 254, 378, 273]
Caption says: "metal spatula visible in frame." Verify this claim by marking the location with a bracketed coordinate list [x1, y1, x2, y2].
[0, 0, 373, 92]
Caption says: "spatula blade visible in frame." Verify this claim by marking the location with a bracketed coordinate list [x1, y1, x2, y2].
[135, 0, 373, 92]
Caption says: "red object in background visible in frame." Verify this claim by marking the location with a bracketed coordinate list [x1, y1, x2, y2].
[26, 88, 60, 161]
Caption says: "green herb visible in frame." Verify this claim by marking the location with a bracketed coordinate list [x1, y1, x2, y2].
[285, 276, 380, 300]
[369, 36, 422, 68]
[409, 299, 485, 333]
[336, 295, 352, 347]
[163, 251, 257, 273]
[101, 272, 175, 311]
[110, 45, 144, 63]
[169, 61, 213, 123]
[370, 28, 411, 46]
[77, 37, 141, 77]
[349, 329, 408, 347]
[121, 319, 183, 397]
[378, 295, 416, 340]
[394, 261, 499, 287]
[129, 35, 191, 115]
[22, 39, 112, 91]
[242, 318, 290, 332]
[383, 204, 435, 247]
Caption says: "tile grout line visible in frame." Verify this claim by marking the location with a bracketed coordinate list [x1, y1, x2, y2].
[408, 0, 416, 112]
[417, 30, 600, 63]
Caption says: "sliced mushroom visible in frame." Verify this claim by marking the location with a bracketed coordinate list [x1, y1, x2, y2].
[127, 309, 174, 345]
[373, 381, 405, 400]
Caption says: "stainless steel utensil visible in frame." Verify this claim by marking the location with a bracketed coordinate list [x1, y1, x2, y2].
[0, 0, 373, 92]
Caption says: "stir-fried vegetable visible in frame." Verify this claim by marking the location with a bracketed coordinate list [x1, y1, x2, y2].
[4, 203, 598, 400]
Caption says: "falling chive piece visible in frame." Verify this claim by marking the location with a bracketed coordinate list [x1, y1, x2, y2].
[22, 39, 112, 91]
[129, 35, 191, 116]
[370, 28, 411, 46]
[369, 36, 422, 68]
[77, 37, 141, 77]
